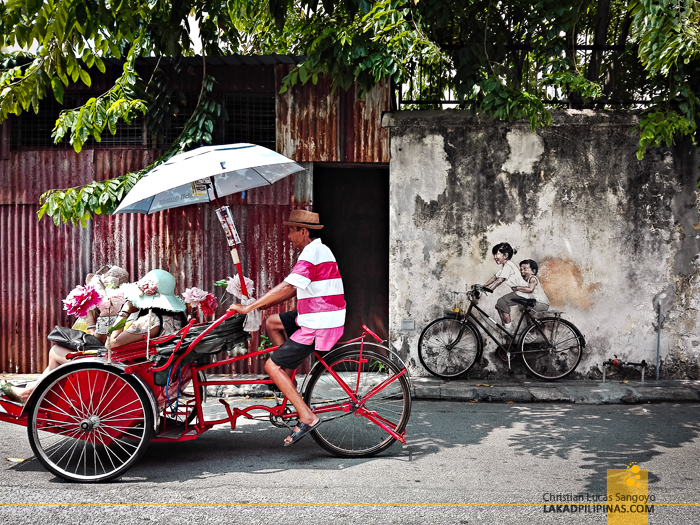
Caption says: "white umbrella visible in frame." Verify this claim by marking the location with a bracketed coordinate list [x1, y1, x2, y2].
[113, 144, 306, 297]
[115, 143, 304, 214]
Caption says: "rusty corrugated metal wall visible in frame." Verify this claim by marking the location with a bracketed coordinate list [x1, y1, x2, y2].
[0, 61, 389, 374]
[0, 148, 305, 374]
[275, 65, 390, 163]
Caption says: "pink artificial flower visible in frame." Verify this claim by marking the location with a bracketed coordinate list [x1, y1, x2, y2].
[200, 293, 218, 316]
[97, 291, 127, 316]
[138, 278, 159, 296]
[63, 285, 104, 318]
[226, 275, 255, 299]
[182, 287, 209, 305]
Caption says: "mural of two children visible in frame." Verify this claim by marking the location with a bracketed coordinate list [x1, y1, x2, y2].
[482, 242, 550, 330]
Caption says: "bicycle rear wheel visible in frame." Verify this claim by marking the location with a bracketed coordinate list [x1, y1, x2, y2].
[304, 345, 411, 458]
[418, 317, 482, 379]
[27, 363, 153, 482]
[519, 318, 583, 380]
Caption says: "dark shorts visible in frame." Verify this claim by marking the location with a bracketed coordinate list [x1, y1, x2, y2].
[495, 292, 522, 314]
[279, 310, 300, 338]
[271, 310, 316, 370]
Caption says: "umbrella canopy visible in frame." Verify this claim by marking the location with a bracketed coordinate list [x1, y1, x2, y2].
[114, 143, 305, 214]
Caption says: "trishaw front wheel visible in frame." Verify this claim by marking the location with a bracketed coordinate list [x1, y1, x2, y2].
[304, 345, 411, 458]
[27, 363, 154, 483]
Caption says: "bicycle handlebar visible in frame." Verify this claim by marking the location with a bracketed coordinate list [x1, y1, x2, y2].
[472, 284, 493, 294]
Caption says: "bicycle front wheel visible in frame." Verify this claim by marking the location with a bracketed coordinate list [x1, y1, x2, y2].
[418, 317, 482, 379]
[520, 318, 583, 380]
[304, 345, 411, 458]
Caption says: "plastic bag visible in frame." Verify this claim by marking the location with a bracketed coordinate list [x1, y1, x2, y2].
[71, 317, 88, 333]
[226, 275, 261, 332]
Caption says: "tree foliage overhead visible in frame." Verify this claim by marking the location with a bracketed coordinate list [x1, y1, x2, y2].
[0, 0, 698, 226]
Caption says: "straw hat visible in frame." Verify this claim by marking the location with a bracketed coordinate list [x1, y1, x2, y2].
[86, 264, 130, 288]
[283, 210, 323, 230]
[121, 269, 186, 312]
[101, 265, 129, 288]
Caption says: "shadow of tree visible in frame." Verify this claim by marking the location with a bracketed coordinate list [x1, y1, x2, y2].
[501, 404, 700, 492]
[400, 401, 700, 495]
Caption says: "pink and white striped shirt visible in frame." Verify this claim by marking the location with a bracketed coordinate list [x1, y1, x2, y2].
[283, 239, 346, 351]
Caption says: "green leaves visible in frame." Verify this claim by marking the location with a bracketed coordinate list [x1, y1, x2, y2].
[632, 0, 700, 77]
[38, 171, 143, 227]
[281, 0, 446, 98]
[39, 60, 222, 226]
[480, 79, 552, 130]
[629, 0, 700, 161]
[634, 108, 696, 160]
[50, 35, 149, 153]
[542, 71, 603, 101]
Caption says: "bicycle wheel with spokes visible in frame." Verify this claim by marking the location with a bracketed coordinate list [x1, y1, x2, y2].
[304, 344, 411, 458]
[519, 317, 584, 380]
[27, 363, 154, 483]
[418, 317, 482, 379]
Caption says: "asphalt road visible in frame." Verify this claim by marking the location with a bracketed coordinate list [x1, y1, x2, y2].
[1, 400, 699, 524]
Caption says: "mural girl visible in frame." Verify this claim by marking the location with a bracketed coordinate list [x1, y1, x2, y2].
[482, 242, 528, 330]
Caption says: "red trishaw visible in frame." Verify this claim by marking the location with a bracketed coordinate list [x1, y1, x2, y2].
[0, 144, 411, 482]
[0, 313, 411, 482]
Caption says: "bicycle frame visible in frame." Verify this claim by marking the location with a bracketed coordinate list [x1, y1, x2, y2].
[152, 319, 408, 445]
[459, 291, 558, 369]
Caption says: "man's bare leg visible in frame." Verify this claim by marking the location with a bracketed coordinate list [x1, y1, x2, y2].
[264, 358, 318, 443]
[266, 314, 287, 346]
[12, 345, 72, 400]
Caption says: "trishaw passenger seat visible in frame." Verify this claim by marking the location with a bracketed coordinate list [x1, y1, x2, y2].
[155, 314, 250, 358]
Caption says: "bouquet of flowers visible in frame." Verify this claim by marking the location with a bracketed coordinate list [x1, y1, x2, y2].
[183, 287, 218, 316]
[63, 285, 103, 318]
[226, 275, 255, 299]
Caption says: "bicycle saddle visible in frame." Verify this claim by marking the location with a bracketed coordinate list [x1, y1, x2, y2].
[511, 297, 537, 308]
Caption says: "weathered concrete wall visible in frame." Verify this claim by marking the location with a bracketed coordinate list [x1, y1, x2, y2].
[385, 110, 700, 379]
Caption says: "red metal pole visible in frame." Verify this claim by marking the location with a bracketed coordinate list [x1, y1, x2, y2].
[209, 179, 249, 298]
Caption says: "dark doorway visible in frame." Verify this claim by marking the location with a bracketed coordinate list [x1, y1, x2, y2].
[313, 166, 389, 340]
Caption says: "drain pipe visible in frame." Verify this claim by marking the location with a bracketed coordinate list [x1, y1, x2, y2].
[656, 293, 666, 381]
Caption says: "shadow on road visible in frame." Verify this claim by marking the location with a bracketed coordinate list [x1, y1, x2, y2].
[401, 401, 700, 493]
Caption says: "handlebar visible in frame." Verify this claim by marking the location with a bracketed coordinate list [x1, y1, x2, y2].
[471, 284, 493, 294]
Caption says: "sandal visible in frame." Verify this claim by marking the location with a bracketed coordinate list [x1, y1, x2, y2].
[284, 418, 321, 447]
[0, 381, 25, 404]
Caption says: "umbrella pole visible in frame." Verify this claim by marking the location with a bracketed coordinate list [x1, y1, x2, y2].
[209, 180, 249, 298]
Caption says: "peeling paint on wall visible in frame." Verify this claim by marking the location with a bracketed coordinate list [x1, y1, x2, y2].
[386, 110, 700, 379]
[502, 129, 544, 174]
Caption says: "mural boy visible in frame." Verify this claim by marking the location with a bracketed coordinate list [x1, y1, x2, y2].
[512, 259, 550, 313]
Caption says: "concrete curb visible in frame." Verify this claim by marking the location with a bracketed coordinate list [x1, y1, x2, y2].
[3, 373, 700, 404]
[409, 377, 700, 404]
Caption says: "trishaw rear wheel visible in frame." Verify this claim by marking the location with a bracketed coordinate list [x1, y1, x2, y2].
[27, 363, 154, 483]
[304, 345, 411, 458]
